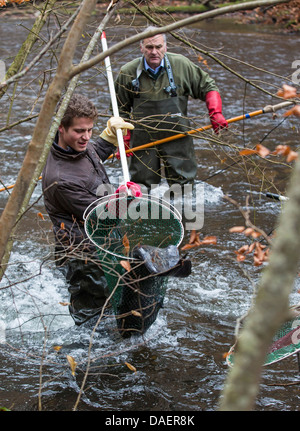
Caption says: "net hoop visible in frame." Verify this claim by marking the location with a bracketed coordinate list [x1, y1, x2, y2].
[84, 193, 184, 261]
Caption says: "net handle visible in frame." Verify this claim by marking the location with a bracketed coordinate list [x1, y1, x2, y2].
[101, 31, 130, 190]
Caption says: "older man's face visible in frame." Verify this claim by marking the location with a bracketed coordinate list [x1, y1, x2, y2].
[141, 34, 167, 70]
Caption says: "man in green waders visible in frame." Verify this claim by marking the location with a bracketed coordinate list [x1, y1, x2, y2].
[115, 27, 228, 190]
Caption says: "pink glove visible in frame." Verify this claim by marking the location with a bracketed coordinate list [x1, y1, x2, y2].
[205, 91, 228, 134]
[106, 182, 142, 220]
[116, 181, 142, 197]
[115, 130, 133, 159]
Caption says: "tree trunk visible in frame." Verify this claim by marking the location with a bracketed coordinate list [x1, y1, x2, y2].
[0, 0, 98, 276]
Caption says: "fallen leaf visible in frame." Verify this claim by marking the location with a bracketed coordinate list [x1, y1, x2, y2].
[253, 255, 263, 266]
[189, 230, 198, 244]
[235, 252, 246, 262]
[284, 106, 300, 117]
[120, 260, 131, 272]
[239, 148, 258, 156]
[125, 361, 137, 373]
[66, 355, 77, 376]
[237, 245, 249, 254]
[200, 235, 217, 245]
[229, 226, 245, 233]
[286, 150, 298, 162]
[272, 144, 291, 156]
[248, 242, 256, 253]
[277, 84, 298, 99]
[250, 231, 262, 239]
[243, 228, 255, 236]
[181, 243, 199, 250]
[123, 234, 130, 256]
[256, 143, 270, 158]
[59, 301, 71, 306]
[53, 346, 62, 352]
[131, 310, 142, 317]
[37, 212, 44, 220]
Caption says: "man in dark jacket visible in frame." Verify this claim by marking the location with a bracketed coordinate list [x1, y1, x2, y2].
[115, 27, 228, 189]
[42, 94, 134, 325]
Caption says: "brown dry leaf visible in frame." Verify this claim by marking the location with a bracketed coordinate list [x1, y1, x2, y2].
[283, 106, 300, 117]
[256, 144, 270, 158]
[239, 148, 258, 156]
[189, 229, 198, 244]
[200, 235, 217, 245]
[131, 310, 142, 317]
[235, 252, 246, 262]
[248, 242, 256, 253]
[123, 234, 130, 256]
[286, 150, 298, 162]
[37, 212, 44, 220]
[125, 361, 137, 373]
[272, 144, 298, 163]
[243, 227, 255, 236]
[66, 355, 77, 376]
[250, 231, 262, 239]
[181, 243, 199, 251]
[253, 242, 266, 266]
[53, 346, 62, 352]
[59, 301, 71, 306]
[237, 245, 249, 254]
[273, 144, 291, 156]
[120, 260, 131, 272]
[277, 84, 298, 99]
[253, 255, 263, 266]
[229, 226, 246, 233]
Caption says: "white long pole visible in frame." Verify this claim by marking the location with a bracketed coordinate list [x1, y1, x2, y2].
[101, 31, 130, 187]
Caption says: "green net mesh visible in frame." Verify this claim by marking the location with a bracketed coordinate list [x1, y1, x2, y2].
[84, 193, 184, 337]
[226, 316, 300, 367]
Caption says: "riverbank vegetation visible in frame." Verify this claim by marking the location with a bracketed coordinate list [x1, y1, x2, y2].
[1, 0, 299, 32]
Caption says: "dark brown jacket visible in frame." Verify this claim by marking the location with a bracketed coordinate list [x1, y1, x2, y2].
[42, 136, 115, 256]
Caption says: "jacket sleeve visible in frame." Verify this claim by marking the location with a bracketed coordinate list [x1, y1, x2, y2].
[49, 182, 98, 222]
[93, 136, 116, 162]
[184, 57, 219, 101]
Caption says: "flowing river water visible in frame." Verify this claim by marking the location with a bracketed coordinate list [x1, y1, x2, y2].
[0, 11, 300, 411]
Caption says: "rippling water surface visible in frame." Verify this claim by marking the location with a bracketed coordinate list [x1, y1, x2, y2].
[0, 12, 300, 411]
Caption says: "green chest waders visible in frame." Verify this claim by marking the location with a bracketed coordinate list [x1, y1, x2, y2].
[129, 59, 197, 188]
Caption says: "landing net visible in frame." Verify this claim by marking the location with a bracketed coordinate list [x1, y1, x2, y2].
[226, 315, 300, 367]
[84, 193, 184, 337]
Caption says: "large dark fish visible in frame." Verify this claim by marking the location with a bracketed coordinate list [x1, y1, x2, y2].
[116, 245, 191, 338]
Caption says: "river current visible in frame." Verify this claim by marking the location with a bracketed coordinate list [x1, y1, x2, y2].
[0, 11, 300, 411]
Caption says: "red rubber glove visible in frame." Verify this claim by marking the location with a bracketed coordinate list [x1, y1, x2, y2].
[205, 91, 228, 134]
[106, 182, 142, 219]
[116, 181, 142, 197]
[115, 130, 133, 159]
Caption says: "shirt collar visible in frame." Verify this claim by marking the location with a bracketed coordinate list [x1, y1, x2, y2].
[144, 57, 165, 75]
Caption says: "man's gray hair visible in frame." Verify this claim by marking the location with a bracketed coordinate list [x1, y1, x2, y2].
[140, 26, 167, 46]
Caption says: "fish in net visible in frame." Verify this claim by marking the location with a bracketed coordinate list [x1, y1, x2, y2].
[84, 193, 191, 337]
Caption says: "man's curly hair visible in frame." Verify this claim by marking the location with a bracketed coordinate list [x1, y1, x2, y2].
[60, 94, 98, 129]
